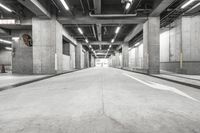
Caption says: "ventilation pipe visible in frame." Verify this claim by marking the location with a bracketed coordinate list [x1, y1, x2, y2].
[89, 12, 137, 18]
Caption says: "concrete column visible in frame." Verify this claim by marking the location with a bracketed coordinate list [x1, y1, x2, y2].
[122, 42, 129, 68]
[75, 44, 82, 69]
[89, 54, 95, 67]
[32, 17, 57, 74]
[85, 51, 89, 68]
[143, 17, 160, 74]
[115, 51, 120, 68]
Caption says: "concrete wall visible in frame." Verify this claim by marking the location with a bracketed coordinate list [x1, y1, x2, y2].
[0, 50, 11, 65]
[0, 50, 12, 71]
[160, 16, 200, 74]
[63, 55, 70, 70]
[70, 44, 75, 69]
[33, 17, 78, 74]
[129, 43, 143, 69]
[62, 43, 76, 71]
[12, 30, 33, 74]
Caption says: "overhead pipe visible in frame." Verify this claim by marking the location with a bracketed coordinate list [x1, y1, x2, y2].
[89, 12, 137, 18]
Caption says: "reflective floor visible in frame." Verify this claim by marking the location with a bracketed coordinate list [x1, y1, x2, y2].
[0, 67, 200, 133]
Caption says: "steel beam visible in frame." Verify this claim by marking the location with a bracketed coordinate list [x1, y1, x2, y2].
[57, 16, 147, 24]
[17, 0, 51, 18]
[82, 41, 122, 45]
[150, 0, 177, 17]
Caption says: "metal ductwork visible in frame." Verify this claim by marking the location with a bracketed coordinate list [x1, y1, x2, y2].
[89, 12, 137, 18]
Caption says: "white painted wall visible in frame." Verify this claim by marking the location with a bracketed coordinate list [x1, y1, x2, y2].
[128, 43, 143, 69]
[160, 16, 200, 63]
[95, 59, 108, 67]
[63, 55, 70, 70]
[182, 16, 200, 61]
[0, 50, 12, 65]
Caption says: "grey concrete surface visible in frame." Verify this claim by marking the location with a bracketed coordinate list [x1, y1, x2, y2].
[12, 30, 33, 74]
[143, 17, 160, 74]
[122, 43, 129, 68]
[0, 73, 48, 88]
[0, 67, 200, 133]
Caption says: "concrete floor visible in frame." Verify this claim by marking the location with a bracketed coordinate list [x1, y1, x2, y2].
[0, 73, 48, 88]
[0, 67, 200, 133]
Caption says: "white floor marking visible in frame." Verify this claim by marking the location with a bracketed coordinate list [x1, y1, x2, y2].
[123, 73, 199, 102]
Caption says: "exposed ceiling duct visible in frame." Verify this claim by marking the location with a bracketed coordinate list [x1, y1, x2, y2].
[89, 12, 137, 18]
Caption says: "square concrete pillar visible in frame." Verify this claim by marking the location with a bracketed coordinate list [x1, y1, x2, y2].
[115, 51, 121, 68]
[32, 18, 57, 74]
[143, 17, 160, 74]
[122, 42, 129, 68]
[75, 44, 82, 69]
[85, 51, 89, 68]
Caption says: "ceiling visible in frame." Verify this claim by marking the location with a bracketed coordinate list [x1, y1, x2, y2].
[0, 0, 200, 58]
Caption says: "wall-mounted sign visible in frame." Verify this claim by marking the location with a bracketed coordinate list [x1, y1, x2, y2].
[22, 34, 32, 47]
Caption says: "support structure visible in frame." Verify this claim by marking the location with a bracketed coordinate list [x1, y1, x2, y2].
[32, 18, 57, 74]
[143, 17, 160, 74]
[115, 51, 121, 68]
[122, 42, 129, 68]
[75, 44, 82, 69]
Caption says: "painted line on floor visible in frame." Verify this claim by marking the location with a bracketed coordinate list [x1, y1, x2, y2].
[119, 67, 200, 90]
[123, 73, 200, 102]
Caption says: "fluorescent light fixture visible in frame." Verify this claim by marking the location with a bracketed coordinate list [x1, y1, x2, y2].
[134, 42, 140, 47]
[78, 27, 83, 35]
[125, 3, 131, 10]
[0, 39, 12, 44]
[5, 47, 12, 51]
[12, 37, 20, 41]
[60, 0, 69, 10]
[0, 19, 15, 24]
[111, 39, 114, 43]
[186, 2, 200, 12]
[0, 3, 12, 12]
[181, 0, 195, 9]
[115, 26, 121, 34]
[85, 39, 89, 43]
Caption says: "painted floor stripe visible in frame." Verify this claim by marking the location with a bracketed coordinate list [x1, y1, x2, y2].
[123, 73, 200, 102]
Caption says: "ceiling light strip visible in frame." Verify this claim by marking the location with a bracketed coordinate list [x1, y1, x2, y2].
[181, 0, 195, 9]
[0, 39, 12, 44]
[60, 0, 69, 10]
[0, 3, 12, 12]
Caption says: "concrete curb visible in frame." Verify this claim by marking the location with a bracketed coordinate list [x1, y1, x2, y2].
[119, 68, 200, 89]
[0, 69, 83, 91]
